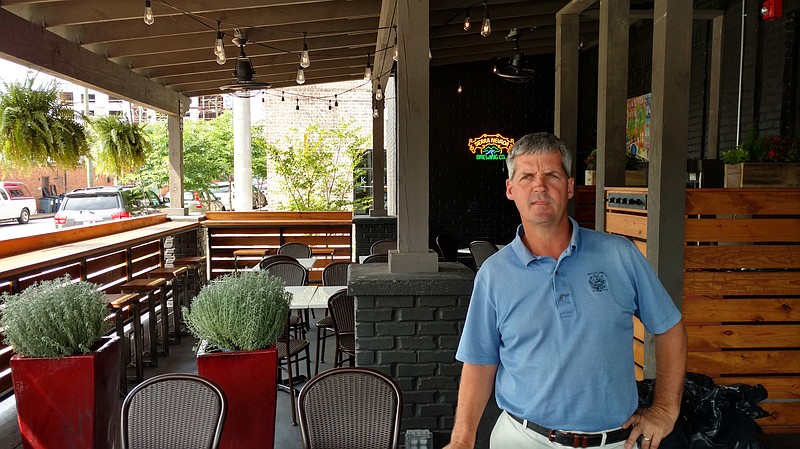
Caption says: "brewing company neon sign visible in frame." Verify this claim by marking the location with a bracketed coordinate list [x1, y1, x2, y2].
[468, 133, 515, 161]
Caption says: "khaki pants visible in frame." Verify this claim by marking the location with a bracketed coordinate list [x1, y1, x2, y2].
[490, 411, 630, 449]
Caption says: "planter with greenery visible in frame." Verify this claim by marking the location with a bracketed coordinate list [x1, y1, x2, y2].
[1, 276, 119, 449]
[184, 270, 290, 449]
[721, 127, 800, 187]
[584, 149, 647, 186]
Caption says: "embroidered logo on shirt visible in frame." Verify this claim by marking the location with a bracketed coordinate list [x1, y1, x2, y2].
[588, 271, 608, 292]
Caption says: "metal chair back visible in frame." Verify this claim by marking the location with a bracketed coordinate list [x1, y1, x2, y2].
[258, 254, 299, 271]
[263, 260, 308, 286]
[322, 261, 350, 286]
[362, 254, 388, 264]
[469, 240, 499, 270]
[369, 239, 396, 255]
[298, 367, 403, 449]
[435, 233, 459, 262]
[121, 373, 227, 449]
[278, 242, 312, 258]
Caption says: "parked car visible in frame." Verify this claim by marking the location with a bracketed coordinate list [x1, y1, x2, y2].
[163, 190, 225, 214]
[53, 186, 164, 228]
[0, 181, 38, 224]
[210, 181, 267, 211]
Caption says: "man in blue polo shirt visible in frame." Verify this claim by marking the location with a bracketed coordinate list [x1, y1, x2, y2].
[445, 133, 687, 449]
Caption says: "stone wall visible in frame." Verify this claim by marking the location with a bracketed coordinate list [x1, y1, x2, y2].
[349, 263, 476, 448]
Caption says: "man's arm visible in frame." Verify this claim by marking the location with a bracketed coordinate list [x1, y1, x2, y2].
[624, 319, 688, 449]
[444, 363, 498, 449]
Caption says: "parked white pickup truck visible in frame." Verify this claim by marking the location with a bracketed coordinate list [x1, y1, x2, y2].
[0, 182, 38, 224]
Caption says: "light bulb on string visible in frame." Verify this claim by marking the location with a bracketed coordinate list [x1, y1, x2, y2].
[281, 91, 285, 101]
[364, 54, 372, 80]
[214, 22, 225, 55]
[373, 106, 379, 119]
[299, 32, 311, 68]
[457, 83, 463, 94]
[296, 99, 300, 111]
[463, 11, 471, 31]
[334, 94, 338, 107]
[375, 83, 383, 101]
[144, 0, 154, 25]
[428, 48, 432, 60]
[329, 100, 332, 110]
[296, 66, 305, 85]
[481, 4, 491, 37]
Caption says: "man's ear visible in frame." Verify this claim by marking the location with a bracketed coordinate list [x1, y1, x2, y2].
[568, 177, 575, 200]
[505, 179, 514, 200]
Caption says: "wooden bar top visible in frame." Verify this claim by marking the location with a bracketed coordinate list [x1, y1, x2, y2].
[0, 220, 199, 280]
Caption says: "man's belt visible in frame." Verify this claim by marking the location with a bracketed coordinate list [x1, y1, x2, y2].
[507, 413, 632, 448]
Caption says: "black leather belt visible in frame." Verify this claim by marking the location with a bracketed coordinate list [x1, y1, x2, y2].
[507, 413, 632, 448]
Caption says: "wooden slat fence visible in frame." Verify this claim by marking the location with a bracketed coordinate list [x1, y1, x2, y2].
[683, 188, 800, 434]
[203, 211, 353, 283]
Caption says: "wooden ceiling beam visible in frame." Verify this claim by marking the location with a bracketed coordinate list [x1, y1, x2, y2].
[0, 7, 185, 114]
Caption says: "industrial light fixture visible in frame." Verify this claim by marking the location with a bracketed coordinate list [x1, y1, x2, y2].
[296, 65, 306, 84]
[494, 29, 537, 83]
[463, 10, 471, 31]
[144, 0, 154, 25]
[214, 21, 226, 65]
[481, 2, 491, 37]
[375, 83, 383, 101]
[300, 32, 311, 68]
[364, 53, 372, 80]
[219, 31, 271, 97]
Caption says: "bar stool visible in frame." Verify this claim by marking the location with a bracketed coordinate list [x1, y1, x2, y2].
[232, 248, 270, 272]
[103, 292, 141, 392]
[146, 266, 189, 345]
[121, 277, 169, 365]
[174, 256, 207, 299]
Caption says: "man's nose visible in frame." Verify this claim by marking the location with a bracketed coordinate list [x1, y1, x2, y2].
[532, 175, 547, 191]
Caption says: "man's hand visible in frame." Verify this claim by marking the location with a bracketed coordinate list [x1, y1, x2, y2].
[622, 405, 675, 449]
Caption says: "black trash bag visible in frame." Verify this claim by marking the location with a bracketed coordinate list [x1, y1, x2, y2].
[637, 372, 770, 449]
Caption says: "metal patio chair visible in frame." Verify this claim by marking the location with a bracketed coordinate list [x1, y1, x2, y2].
[278, 242, 313, 259]
[469, 240, 499, 271]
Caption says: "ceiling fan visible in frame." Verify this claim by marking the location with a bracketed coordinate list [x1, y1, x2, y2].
[220, 30, 271, 97]
[494, 28, 537, 83]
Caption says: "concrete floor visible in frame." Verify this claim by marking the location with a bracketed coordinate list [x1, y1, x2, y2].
[0, 310, 338, 449]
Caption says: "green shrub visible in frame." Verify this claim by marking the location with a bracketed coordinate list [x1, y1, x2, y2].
[0, 276, 110, 358]
[183, 271, 290, 352]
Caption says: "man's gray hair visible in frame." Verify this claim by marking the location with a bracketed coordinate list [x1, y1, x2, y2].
[506, 132, 573, 180]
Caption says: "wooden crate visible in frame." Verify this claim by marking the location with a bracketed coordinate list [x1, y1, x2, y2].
[724, 163, 800, 188]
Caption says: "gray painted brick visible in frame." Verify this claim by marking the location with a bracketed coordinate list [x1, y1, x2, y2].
[355, 296, 375, 309]
[376, 322, 416, 336]
[419, 403, 454, 417]
[356, 308, 393, 322]
[376, 296, 414, 308]
[438, 335, 461, 349]
[398, 308, 435, 321]
[418, 376, 458, 390]
[356, 323, 375, 337]
[397, 363, 437, 377]
[357, 336, 395, 350]
[418, 350, 457, 363]
[356, 351, 375, 365]
[377, 351, 417, 364]
[418, 296, 457, 307]
[403, 417, 438, 430]
[418, 322, 458, 335]
[399, 336, 437, 350]
[403, 390, 437, 404]
[438, 308, 467, 320]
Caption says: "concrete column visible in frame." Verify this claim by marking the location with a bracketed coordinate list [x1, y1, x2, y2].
[595, 0, 629, 231]
[233, 96, 253, 211]
[371, 98, 387, 216]
[167, 113, 187, 215]
[391, 0, 438, 273]
[645, 0, 692, 378]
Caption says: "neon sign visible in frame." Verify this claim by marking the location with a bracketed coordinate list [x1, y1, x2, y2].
[468, 133, 515, 161]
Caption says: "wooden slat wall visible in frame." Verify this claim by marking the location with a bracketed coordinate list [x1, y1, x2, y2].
[684, 188, 800, 434]
[575, 186, 596, 229]
[203, 211, 353, 283]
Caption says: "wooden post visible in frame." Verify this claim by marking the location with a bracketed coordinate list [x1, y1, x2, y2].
[555, 13, 580, 216]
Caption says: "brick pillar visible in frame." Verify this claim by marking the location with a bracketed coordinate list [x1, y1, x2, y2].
[353, 215, 397, 258]
[349, 263, 475, 447]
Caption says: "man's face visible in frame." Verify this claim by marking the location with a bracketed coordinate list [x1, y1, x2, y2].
[505, 152, 574, 227]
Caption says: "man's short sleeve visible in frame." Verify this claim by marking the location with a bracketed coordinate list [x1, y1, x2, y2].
[456, 274, 501, 365]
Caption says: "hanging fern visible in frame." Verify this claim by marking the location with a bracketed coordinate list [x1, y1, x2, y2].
[0, 76, 90, 171]
[90, 114, 151, 177]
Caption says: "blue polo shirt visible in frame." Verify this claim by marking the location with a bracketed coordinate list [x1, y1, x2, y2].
[456, 218, 682, 432]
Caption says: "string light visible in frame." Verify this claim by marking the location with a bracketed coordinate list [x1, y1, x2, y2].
[364, 53, 372, 80]
[295, 98, 300, 111]
[214, 21, 226, 65]
[373, 101, 379, 118]
[334, 94, 338, 107]
[428, 48, 432, 60]
[481, 3, 491, 37]
[375, 83, 383, 101]
[144, 0, 154, 25]
[457, 82, 463, 94]
[296, 65, 305, 85]
[463, 10, 471, 31]
[328, 100, 332, 110]
[299, 32, 311, 68]
[281, 91, 285, 101]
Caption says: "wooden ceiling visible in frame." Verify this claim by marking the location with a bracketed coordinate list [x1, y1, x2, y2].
[0, 0, 612, 102]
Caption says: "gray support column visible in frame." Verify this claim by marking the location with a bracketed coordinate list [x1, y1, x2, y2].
[645, 0, 692, 378]
[233, 96, 253, 211]
[167, 112, 187, 215]
[390, 0, 438, 272]
[707, 15, 724, 159]
[371, 98, 387, 216]
[555, 13, 580, 216]
[595, 0, 629, 231]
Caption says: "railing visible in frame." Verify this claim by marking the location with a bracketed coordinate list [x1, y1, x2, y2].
[202, 211, 353, 283]
[0, 214, 199, 394]
[606, 187, 800, 434]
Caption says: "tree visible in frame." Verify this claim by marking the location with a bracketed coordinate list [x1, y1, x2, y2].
[267, 121, 370, 211]
[137, 112, 267, 193]
[90, 115, 150, 178]
[0, 76, 89, 172]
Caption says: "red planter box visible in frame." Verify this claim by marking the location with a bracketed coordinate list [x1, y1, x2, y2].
[11, 336, 121, 449]
[197, 346, 278, 449]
